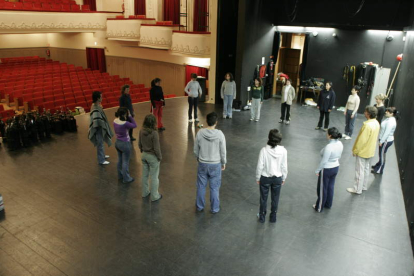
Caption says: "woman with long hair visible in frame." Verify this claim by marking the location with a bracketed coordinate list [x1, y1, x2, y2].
[372, 107, 399, 174]
[119, 84, 136, 141]
[150, 78, 165, 131]
[139, 114, 163, 202]
[250, 78, 264, 122]
[374, 93, 387, 123]
[313, 127, 343, 212]
[113, 107, 137, 183]
[221, 72, 236, 119]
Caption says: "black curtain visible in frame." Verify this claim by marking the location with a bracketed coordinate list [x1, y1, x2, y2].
[300, 34, 310, 82]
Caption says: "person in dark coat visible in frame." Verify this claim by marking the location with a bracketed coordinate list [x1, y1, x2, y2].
[119, 84, 136, 141]
[316, 81, 336, 131]
[150, 78, 165, 131]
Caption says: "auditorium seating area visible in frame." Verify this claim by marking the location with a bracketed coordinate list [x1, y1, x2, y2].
[0, 0, 90, 12]
[0, 56, 175, 121]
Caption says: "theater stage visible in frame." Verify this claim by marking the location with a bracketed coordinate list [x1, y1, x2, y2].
[0, 97, 413, 276]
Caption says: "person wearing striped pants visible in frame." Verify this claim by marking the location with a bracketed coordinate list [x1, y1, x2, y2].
[314, 128, 343, 212]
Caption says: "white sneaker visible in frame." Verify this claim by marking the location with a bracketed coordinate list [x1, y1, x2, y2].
[189, 119, 193, 123]
[285, 120, 290, 125]
[279, 119, 283, 123]
[345, 136, 352, 140]
[101, 161, 110, 165]
[105, 155, 110, 159]
[223, 115, 227, 119]
[255, 119, 259, 122]
[249, 118, 253, 121]
[229, 116, 232, 119]
[195, 118, 199, 122]
[346, 188, 361, 195]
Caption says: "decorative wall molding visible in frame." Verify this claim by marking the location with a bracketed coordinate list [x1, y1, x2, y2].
[140, 25, 180, 50]
[171, 32, 211, 58]
[106, 19, 156, 41]
[0, 11, 112, 33]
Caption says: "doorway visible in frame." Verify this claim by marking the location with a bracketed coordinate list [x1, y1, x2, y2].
[86, 47, 107, 73]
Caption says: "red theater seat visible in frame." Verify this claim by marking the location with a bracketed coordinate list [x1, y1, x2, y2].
[22, 3, 34, 10]
[15, 2, 24, 9]
[70, 4, 80, 11]
[81, 4, 89, 11]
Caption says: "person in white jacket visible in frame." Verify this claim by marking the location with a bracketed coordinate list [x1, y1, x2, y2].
[372, 107, 399, 174]
[256, 129, 287, 223]
[313, 127, 343, 213]
[184, 73, 202, 123]
[279, 79, 296, 125]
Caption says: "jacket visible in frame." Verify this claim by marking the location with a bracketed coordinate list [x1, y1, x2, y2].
[379, 117, 397, 144]
[352, 118, 380, 158]
[113, 116, 137, 142]
[139, 129, 162, 161]
[194, 128, 227, 164]
[317, 89, 336, 112]
[281, 85, 296, 105]
[221, 80, 237, 99]
[150, 86, 165, 108]
[250, 86, 264, 101]
[119, 94, 134, 116]
[256, 145, 288, 181]
[315, 139, 343, 173]
[88, 103, 114, 147]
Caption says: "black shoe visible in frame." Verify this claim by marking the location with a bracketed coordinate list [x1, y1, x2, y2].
[196, 207, 204, 212]
[269, 213, 277, 223]
[152, 194, 163, 202]
[371, 165, 375, 169]
[123, 178, 135, 184]
[257, 213, 265, 223]
[131, 137, 137, 141]
[158, 127, 166, 131]
[142, 193, 151, 198]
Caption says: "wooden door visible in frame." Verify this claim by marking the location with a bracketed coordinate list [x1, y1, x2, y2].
[279, 48, 301, 91]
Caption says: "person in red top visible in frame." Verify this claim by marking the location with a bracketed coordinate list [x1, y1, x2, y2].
[150, 78, 166, 131]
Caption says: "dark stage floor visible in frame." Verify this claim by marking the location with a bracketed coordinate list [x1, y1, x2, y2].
[0, 97, 413, 276]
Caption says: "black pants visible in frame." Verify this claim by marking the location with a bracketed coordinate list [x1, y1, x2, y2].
[317, 111, 330, 128]
[188, 97, 199, 119]
[259, 176, 282, 215]
[127, 116, 134, 139]
[280, 102, 291, 121]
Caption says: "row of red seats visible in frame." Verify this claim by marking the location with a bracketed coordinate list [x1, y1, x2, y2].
[21, 0, 77, 4]
[0, 1, 89, 11]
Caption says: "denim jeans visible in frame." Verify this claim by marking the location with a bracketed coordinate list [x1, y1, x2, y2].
[95, 128, 106, 164]
[345, 110, 357, 137]
[115, 140, 133, 183]
[196, 162, 222, 213]
[223, 95, 233, 117]
[259, 176, 282, 216]
[141, 152, 161, 201]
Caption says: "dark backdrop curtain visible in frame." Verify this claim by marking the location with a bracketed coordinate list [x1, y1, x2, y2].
[164, 0, 180, 24]
[194, 0, 208, 31]
[300, 34, 310, 82]
[86, 48, 107, 73]
[83, 0, 96, 11]
[134, 0, 146, 15]
[186, 65, 207, 84]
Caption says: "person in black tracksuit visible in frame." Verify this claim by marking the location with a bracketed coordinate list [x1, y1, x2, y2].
[119, 85, 136, 141]
[316, 82, 336, 131]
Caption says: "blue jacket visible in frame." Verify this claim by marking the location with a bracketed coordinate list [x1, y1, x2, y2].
[317, 89, 336, 112]
[119, 94, 134, 115]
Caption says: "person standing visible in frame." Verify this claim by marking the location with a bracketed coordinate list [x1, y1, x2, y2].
[139, 114, 163, 202]
[221, 72, 237, 119]
[250, 78, 264, 122]
[194, 112, 227, 214]
[374, 93, 387, 124]
[372, 107, 399, 175]
[184, 73, 202, 123]
[89, 91, 114, 165]
[119, 84, 136, 141]
[113, 107, 137, 183]
[343, 85, 361, 140]
[315, 81, 336, 131]
[347, 106, 380, 194]
[313, 127, 343, 212]
[279, 79, 296, 125]
[150, 78, 165, 131]
[256, 129, 287, 223]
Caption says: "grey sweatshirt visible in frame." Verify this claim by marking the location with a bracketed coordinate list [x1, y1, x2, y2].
[221, 80, 237, 98]
[185, 80, 202, 98]
[194, 128, 227, 164]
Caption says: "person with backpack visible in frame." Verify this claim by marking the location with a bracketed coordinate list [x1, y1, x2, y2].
[185, 73, 202, 123]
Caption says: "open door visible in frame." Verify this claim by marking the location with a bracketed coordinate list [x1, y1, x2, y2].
[278, 48, 301, 91]
[86, 48, 106, 73]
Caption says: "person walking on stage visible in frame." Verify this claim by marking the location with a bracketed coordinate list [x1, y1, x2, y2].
[279, 79, 296, 125]
[113, 107, 137, 183]
[89, 91, 114, 165]
[343, 85, 361, 140]
[139, 114, 163, 202]
[250, 78, 264, 122]
[256, 129, 287, 223]
[185, 73, 202, 123]
[313, 127, 343, 212]
[372, 107, 399, 175]
[150, 78, 166, 131]
[347, 106, 380, 194]
[315, 81, 336, 131]
[119, 84, 136, 141]
[221, 72, 237, 119]
[194, 112, 227, 214]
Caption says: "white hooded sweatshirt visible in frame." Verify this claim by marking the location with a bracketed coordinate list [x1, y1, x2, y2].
[256, 145, 288, 181]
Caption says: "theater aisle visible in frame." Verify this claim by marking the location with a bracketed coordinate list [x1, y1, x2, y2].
[0, 97, 413, 276]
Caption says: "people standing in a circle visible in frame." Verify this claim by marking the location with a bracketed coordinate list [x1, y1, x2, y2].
[343, 85, 361, 140]
[221, 72, 237, 119]
[250, 78, 264, 122]
[150, 78, 165, 131]
[119, 84, 136, 141]
[279, 79, 296, 125]
[313, 127, 343, 212]
[374, 93, 387, 124]
[185, 73, 202, 123]
[315, 82, 336, 131]
[372, 107, 399, 175]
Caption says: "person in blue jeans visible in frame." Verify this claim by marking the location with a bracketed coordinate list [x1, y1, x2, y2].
[314, 127, 343, 212]
[256, 129, 288, 223]
[113, 107, 137, 183]
[194, 112, 227, 213]
[221, 72, 237, 119]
